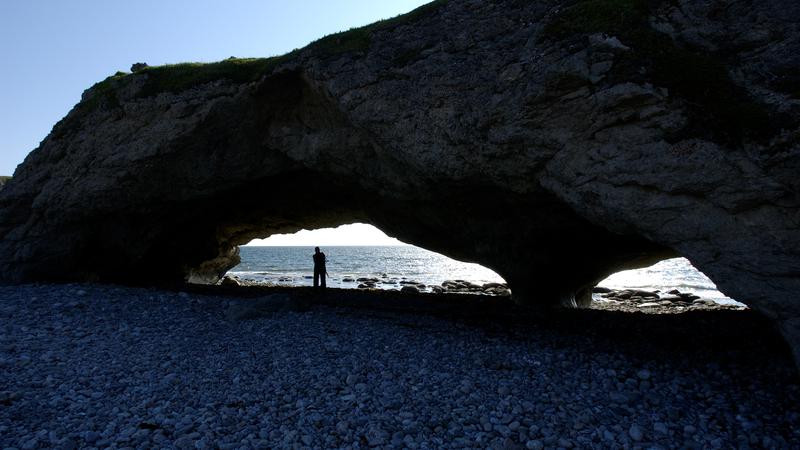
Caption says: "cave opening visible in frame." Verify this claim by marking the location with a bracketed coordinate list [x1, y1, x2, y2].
[221, 223, 511, 296]
[211, 223, 739, 310]
[593, 257, 745, 308]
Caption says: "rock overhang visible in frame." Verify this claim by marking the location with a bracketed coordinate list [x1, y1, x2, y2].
[0, 0, 798, 362]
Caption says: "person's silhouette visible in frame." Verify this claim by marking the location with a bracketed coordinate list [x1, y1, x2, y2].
[313, 247, 327, 289]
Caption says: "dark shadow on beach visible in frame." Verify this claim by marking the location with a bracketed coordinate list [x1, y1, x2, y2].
[181, 283, 797, 378]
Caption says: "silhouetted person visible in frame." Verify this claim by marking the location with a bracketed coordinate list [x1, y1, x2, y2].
[313, 247, 327, 289]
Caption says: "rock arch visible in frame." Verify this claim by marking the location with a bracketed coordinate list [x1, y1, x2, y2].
[0, 0, 798, 359]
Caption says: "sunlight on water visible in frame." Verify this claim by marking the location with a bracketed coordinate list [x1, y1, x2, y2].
[597, 258, 743, 305]
[229, 246, 504, 291]
[228, 248, 742, 305]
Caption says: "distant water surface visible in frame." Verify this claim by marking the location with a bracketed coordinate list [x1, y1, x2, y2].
[229, 246, 503, 289]
[228, 246, 741, 305]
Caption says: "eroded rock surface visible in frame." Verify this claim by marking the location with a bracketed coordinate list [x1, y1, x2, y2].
[0, 1, 798, 356]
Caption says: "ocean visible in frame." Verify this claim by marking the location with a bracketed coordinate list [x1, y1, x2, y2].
[227, 246, 741, 305]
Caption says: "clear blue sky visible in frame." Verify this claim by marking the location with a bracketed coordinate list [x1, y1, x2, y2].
[0, 0, 429, 177]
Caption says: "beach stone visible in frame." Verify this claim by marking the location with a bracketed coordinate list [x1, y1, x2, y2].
[525, 440, 544, 450]
[400, 286, 419, 294]
[84, 431, 100, 443]
[220, 276, 240, 287]
[557, 437, 574, 448]
[0, 283, 799, 449]
[629, 424, 644, 441]
[638, 302, 661, 308]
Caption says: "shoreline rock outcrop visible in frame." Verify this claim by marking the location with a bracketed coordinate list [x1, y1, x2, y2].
[0, 0, 798, 359]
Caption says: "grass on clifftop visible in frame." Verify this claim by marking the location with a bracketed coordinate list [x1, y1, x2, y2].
[306, 0, 448, 55]
[78, 0, 449, 112]
[136, 57, 289, 97]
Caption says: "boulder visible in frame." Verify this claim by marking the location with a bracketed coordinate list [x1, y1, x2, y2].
[220, 275, 240, 287]
[638, 302, 662, 308]
[0, 0, 799, 363]
[130, 62, 148, 72]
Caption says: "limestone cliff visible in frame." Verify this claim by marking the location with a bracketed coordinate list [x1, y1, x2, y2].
[0, 0, 798, 357]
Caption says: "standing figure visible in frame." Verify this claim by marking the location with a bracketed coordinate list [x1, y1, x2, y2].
[313, 247, 327, 289]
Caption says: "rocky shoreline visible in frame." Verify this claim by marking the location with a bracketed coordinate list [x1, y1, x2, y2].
[1, 283, 798, 449]
[224, 275, 514, 297]
[591, 287, 745, 314]
[225, 275, 742, 313]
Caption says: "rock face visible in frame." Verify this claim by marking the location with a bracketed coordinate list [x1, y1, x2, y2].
[0, 1, 798, 355]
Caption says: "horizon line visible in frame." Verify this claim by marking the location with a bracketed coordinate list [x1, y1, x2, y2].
[244, 244, 411, 247]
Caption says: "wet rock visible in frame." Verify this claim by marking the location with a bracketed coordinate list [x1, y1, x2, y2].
[220, 276, 240, 287]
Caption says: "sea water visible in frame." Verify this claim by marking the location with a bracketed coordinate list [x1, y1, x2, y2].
[229, 246, 504, 289]
[227, 246, 741, 305]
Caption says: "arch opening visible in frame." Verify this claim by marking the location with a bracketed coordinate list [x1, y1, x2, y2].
[223, 223, 510, 295]
[594, 257, 746, 308]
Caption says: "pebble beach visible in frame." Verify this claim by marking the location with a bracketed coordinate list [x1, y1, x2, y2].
[1, 283, 799, 449]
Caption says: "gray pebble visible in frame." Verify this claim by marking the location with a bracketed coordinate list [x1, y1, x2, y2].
[629, 424, 644, 441]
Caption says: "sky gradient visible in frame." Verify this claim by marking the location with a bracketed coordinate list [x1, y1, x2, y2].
[0, 0, 430, 176]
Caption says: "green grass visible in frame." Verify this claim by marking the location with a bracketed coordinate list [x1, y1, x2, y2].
[308, 27, 373, 55]
[135, 56, 291, 97]
[307, 0, 448, 56]
[76, 0, 449, 111]
[77, 56, 292, 113]
[0, 176, 11, 183]
[79, 71, 128, 112]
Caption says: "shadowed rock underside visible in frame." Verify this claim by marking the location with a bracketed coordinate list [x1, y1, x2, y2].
[0, 0, 798, 359]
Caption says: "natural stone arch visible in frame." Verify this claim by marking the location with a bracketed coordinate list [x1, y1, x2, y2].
[0, 0, 797, 361]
